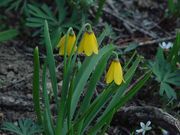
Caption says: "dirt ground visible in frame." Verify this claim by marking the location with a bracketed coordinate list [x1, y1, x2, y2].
[0, 43, 35, 127]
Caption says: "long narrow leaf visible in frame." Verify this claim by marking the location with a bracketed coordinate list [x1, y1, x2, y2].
[42, 64, 55, 135]
[77, 50, 112, 116]
[87, 71, 151, 134]
[70, 45, 115, 119]
[32, 47, 42, 124]
[0, 29, 18, 42]
[44, 20, 58, 104]
[101, 55, 141, 118]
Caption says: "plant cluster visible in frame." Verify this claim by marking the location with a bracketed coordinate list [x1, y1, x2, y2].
[15, 21, 150, 135]
[0, 0, 106, 46]
[150, 30, 180, 101]
[0, 1, 179, 135]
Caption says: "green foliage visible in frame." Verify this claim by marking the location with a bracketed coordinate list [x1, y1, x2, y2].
[150, 30, 180, 101]
[0, 0, 29, 13]
[150, 47, 180, 100]
[97, 23, 115, 45]
[123, 43, 138, 53]
[25, 0, 95, 32]
[1, 119, 42, 135]
[0, 29, 18, 42]
[95, 0, 106, 22]
[167, 0, 180, 16]
[30, 21, 151, 135]
[25, 1, 88, 45]
[0, 0, 106, 44]
[168, 30, 180, 67]
[66, 0, 94, 10]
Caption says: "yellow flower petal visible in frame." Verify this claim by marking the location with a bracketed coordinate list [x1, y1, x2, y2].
[58, 35, 65, 55]
[84, 33, 93, 56]
[57, 35, 65, 48]
[113, 61, 122, 85]
[58, 34, 76, 56]
[105, 61, 115, 84]
[92, 32, 98, 54]
[78, 31, 99, 56]
[67, 34, 76, 55]
[78, 35, 85, 53]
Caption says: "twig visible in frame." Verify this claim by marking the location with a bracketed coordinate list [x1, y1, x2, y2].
[118, 35, 176, 49]
[105, 0, 158, 38]
[116, 106, 180, 134]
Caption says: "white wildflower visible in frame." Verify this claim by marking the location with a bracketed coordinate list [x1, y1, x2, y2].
[136, 121, 152, 135]
[159, 42, 173, 49]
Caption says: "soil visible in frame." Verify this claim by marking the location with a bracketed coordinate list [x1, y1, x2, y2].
[0, 43, 35, 125]
[0, 0, 180, 134]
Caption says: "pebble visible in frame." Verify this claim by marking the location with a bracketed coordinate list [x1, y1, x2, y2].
[7, 71, 15, 79]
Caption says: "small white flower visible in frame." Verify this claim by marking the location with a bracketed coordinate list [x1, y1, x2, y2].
[136, 121, 152, 135]
[159, 42, 173, 49]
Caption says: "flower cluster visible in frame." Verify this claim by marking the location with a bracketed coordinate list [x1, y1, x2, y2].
[57, 23, 98, 56]
[57, 23, 124, 85]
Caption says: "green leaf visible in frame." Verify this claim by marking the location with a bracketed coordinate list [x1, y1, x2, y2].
[168, 30, 180, 67]
[32, 47, 42, 124]
[51, 27, 62, 49]
[77, 50, 112, 116]
[124, 42, 138, 53]
[0, 29, 18, 42]
[81, 84, 117, 134]
[97, 24, 113, 45]
[55, 0, 66, 21]
[27, 4, 57, 24]
[151, 46, 179, 100]
[164, 70, 180, 86]
[74, 55, 141, 134]
[2, 119, 42, 135]
[42, 64, 55, 135]
[101, 55, 141, 117]
[44, 20, 58, 104]
[87, 109, 115, 135]
[26, 17, 45, 23]
[41, 4, 54, 17]
[72, 55, 140, 134]
[55, 26, 84, 135]
[70, 84, 117, 134]
[160, 82, 177, 100]
[70, 45, 115, 119]
[95, 0, 106, 23]
[89, 71, 151, 133]
[168, 0, 176, 13]
[26, 22, 43, 28]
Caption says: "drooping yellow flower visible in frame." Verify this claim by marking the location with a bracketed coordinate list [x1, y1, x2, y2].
[78, 24, 98, 56]
[57, 29, 76, 56]
[105, 59, 124, 85]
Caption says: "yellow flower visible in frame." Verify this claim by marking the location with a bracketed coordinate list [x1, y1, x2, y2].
[57, 30, 76, 56]
[78, 24, 98, 56]
[105, 60, 124, 85]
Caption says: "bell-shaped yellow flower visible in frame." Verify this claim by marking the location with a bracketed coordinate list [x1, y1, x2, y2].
[78, 24, 98, 56]
[105, 59, 124, 85]
[57, 29, 76, 56]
